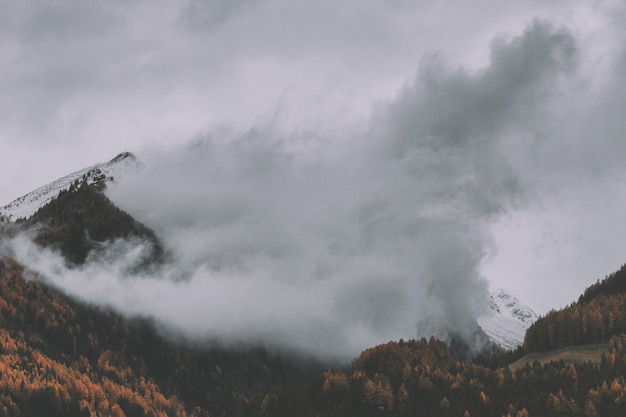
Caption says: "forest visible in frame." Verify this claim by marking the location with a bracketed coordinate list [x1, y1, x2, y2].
[0, 257, 321, 417]
[524, 264, 626, 352]
[259, 334, 626, 417]
[18, 183, 164, 266]
[258, 266, 626, 417]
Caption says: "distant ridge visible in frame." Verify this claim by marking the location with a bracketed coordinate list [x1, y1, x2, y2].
[1, 152, 143, 222]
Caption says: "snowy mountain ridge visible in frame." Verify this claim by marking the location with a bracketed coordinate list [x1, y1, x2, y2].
[478, 288, 538, 350]
[0, 152, 143, 222]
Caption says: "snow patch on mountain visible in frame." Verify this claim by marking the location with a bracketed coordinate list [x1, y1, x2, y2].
[0, 152, 143, 222]
[477, 288, 538, 350]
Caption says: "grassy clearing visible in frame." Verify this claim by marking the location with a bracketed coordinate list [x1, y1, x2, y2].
[508, 344, 608, 372]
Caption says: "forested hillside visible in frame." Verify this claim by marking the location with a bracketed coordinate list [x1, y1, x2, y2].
[260, 334, 626, 417]
[0, 258, 321, 417]
[260, 262, 626, 417]
[17, 184, 164, 266]
[524, 264, 626, 352]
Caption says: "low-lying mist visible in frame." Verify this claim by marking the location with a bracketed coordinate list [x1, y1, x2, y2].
[5, 22, 586, 359]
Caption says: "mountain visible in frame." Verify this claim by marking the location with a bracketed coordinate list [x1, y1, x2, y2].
[0, 152, 327, 416]
[262, 264, 626, 417]
[3, 152, 536, 346]
[0, 257, 322, 417]
[1, 152, 158, 265]
[0, 152, 143, 222]
[21, 183, 165, 265]
[477, 288, 538, 350]
[4, 152, 626, 416]
[524, 262, 626, 352]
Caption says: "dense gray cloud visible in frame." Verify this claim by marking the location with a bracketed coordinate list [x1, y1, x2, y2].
[6, 21, 587, 359]
[0, 0, 589, 201]
[181, 0, 257, 30]
[483, 4, 626, 309]
[2, 1, 626, 357]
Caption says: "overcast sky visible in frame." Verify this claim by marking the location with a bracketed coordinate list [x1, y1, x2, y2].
[2, 0, 626, 332]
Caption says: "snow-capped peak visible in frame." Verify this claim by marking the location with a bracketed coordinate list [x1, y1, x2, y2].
[477, 288, 538, 350]
[1, 152, 144, 222]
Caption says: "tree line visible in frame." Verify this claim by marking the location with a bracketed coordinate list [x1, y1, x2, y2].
[260, 334, 626, 417]
[525, 263, 626, 352]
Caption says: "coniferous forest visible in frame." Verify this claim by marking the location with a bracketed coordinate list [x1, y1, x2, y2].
[0, 257, 323, 417]
[19, 184, 164, 266]
[524, 264, 626, 352]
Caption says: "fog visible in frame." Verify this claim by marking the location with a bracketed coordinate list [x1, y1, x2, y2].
[4, 19, 605, 359]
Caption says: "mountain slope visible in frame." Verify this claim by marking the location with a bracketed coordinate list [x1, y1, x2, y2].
[0, 153, 325, 415]
[1, 152, 143, 222]
[477, 288, 538, 350]
[260, 262, 626, 416]
[524, 263, 626, 352]
[0, 152, 160, 266]
[262, 333, 626, 417]
[22, 183, 164, 265]
[0, 257, 322, 417]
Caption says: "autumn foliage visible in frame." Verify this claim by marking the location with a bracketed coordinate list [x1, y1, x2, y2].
[260, 334, 626, 417]
[0, 258, 187, 416]
[525, 263, 626, 351]
[261, 262, 626, 417]
[0, 257, 320, 417]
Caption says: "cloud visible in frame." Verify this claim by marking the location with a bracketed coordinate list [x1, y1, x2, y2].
[181, 0, 258, 30]
[3, 0, 626, 358]
[4, 20, 587, 359]
[481, 4, 626, 311]
[0, 0, 588, 203]
[2, 0, 124, 43]
[0, 0, 597, 204]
